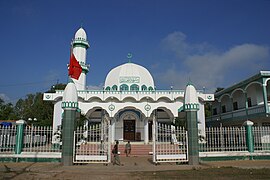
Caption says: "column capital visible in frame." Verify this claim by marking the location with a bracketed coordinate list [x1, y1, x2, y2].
[243, 120, 254, 126]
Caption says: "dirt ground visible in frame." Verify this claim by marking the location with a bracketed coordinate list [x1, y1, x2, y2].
[1, 156, 270, 179]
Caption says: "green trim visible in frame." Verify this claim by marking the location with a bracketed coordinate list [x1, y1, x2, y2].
[184, 103, 199, 111]
[0, 157, 61, 162]
[105, 86, 111, 91]
[120, 84, 129, 91]
[200, 155, 270, 161]
[141, 85, 147, 91]
[61, 101, 78, 109]
[178, 106, 184, 112]
[130, 84, 139, 91]
[15, 123, 25, 154]
[215, 71, 270, 97]
[112, 85, 118, 91]
[72, 39, 89, 49]
[245, 125, 254, 153]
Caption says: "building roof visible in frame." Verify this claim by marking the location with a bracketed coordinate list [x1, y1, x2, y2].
[104, 62, 155, 90]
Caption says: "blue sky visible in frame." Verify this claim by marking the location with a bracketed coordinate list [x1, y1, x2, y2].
[0, 0, 270, 103]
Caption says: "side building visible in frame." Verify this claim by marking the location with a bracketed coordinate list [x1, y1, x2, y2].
[206, 71, 270, 127]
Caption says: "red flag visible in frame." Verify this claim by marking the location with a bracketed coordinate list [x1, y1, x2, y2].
[68, 53, 82, 80]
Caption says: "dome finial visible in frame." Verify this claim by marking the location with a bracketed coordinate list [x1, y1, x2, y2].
[127, 53, 132, 63]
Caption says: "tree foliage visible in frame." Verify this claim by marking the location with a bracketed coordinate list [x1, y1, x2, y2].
[14, 93, 54, 126]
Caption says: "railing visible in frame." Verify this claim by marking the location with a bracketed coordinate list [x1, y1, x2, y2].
[0, 126, 16, 154]
[73, 123, 110, 163]
[200, 127, 247, 152]
[22, 126, 61, 153]
[248, 104, 265, 115]
[253, 126, 270, 151]
[154, 123, 188, 163]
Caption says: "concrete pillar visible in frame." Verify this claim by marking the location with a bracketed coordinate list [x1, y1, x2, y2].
[184, 83, 200, 165]
[15, 120, 26, 154]
[243, 120, 254, 153]
[61, 80, 78, 166]
[61, 109, 77, 166]
[111, 120, 115, 142]
[144, 118, 149, 144]
[186, 111, 199, 165]
[262, 84, 269, 114]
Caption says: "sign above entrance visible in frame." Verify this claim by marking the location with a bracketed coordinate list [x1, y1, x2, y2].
[119, 76, 140, 84]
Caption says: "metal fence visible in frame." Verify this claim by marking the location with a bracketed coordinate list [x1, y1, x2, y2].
[253, 126, 270, 151]
[73, 121, 110, 163]
[200, 127, 247, 152]
[22, 126, 61, 153]
[153, 122, 188, 163]
[0, 126, 16, 154]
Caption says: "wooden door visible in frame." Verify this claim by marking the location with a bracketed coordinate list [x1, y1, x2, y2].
[123, 120, 135, 141]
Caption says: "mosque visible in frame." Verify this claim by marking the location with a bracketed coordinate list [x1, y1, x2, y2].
[43, 27, 214, 144]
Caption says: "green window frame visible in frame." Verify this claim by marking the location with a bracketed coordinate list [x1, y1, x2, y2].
[141, 85, 147, 91]
[120, 84, 129, 91]
[130, 84, 139, 91]
[148, 86, 154, 91]
[105, 86, 110, 91]
[112, 85, 118, 91]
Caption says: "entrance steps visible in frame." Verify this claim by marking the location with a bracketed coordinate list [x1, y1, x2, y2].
[115, 144, 152, 156]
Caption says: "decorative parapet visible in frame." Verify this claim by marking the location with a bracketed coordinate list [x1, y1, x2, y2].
[61, 101, 78, 109]
[72, 39, 89, 49]
[184, 103, 200, 111]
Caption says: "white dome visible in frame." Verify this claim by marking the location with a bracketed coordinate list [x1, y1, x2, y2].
[104, 62, 155, 91]
[75, 27, 87, 40]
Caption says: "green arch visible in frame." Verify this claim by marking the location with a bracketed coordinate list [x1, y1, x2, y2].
[120, 84, 129, 91]
[112, 85, 118, 91]
[130, 84, 139, 91]
[148, 86, 154, 91]
[105, 86, 110, 91]
[141, 85, 147, 91]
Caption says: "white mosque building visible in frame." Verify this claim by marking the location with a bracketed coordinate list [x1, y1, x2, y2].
[43, 27, 214, 144]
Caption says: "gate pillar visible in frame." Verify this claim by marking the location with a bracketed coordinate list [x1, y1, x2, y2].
[184, 83, 200, 165]
[61, 80, 78, 166]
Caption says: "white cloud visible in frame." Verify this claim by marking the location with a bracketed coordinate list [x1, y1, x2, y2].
[86, 83, 104, 90]
[0, 93, 10, 102]
[158, 32, 270, 92]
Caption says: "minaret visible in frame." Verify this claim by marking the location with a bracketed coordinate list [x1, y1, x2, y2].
[184, 83, 200, 165]
[71, 27, 90, 90]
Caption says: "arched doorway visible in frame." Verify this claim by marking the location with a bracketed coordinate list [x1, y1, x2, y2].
[115, 108, 145, 142]
[123, 113, 136, 141]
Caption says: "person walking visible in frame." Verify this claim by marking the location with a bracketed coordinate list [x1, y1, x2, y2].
[112, 140, 123, 166]
[125, 141, 131, 157]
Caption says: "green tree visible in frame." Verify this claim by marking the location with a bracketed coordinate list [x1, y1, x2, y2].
[14, 93, 53, 126]
[0, 98, 18, 120]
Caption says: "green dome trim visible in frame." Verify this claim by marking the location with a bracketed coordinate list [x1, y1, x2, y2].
[184, 103, 199, 111]
[62, 101, 78, 109]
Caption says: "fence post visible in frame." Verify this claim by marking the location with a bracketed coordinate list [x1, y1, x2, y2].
[243, 120, 254, 153]
[15, 120, 26, 154]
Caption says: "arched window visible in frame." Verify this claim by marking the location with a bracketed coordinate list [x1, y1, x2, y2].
[120, 84, 129, 91]
[141, 85, 147, 91]
[112, 85, 118, 91]
[105, 86, 110, 91]
[148, 86, 154, 91]
[130, 84, 139, 91]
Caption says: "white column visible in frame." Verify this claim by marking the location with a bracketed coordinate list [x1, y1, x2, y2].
[144, 118, 149, 144]
[111, 119, 115, 143]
